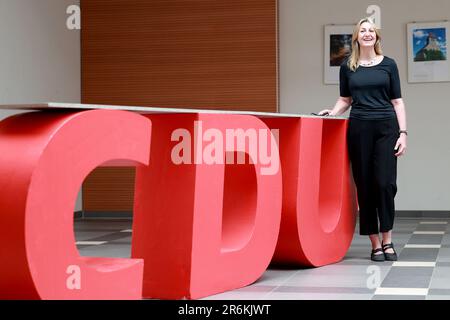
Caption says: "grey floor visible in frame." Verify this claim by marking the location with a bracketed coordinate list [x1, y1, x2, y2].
[75, 217, 450, 300]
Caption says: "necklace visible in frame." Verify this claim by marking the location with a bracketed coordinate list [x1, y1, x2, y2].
[359, 56, 378, 66]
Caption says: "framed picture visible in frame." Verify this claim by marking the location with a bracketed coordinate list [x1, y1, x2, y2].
[407, 21, 450, 83]
[324, 25, 354, 84]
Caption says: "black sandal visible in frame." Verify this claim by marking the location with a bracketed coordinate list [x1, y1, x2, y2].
[371, 248, 385, 262]
[382, 242, 398, 261]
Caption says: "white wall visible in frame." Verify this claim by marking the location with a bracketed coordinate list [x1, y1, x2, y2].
[279, 0, 450, 210]
[1, 0, 448, 211]
[0, 0, 81, 210]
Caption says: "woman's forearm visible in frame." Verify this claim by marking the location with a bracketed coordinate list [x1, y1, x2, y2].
[330, 97, 352, 116]
[392, 99, 407, 131]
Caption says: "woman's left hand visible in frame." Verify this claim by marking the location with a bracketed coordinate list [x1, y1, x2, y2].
[394, 134, 407, 157]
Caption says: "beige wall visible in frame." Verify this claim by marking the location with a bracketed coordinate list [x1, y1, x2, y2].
[0, 0, 81, 209]
[279, 0, 450, 210]
[1, 0, 449, 211]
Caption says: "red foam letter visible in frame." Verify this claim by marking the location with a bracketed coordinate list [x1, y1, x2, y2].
[132, 114, 282, 299]
[0, 110, 150, 299]
[264, 118, 357, 267]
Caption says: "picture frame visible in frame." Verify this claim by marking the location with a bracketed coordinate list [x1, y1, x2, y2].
[324, 24, 354, 84]
[407, 21, 450, 83]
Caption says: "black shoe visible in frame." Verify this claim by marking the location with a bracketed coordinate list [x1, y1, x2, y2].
[371, 248, 385, 262]
[382, 242, 398, 261]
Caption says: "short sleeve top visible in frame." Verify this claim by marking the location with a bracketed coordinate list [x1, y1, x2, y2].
[339, 56, 402, 120]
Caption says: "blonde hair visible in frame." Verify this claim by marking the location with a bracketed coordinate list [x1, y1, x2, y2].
[348, 17, 383, 71]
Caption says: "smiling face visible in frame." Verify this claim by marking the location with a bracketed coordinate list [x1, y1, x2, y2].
[357, 22, 377, 48]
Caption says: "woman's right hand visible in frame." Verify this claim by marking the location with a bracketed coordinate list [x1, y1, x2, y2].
[318, 109, 333, 116]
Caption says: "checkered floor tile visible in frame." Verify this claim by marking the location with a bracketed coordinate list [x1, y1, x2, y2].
[74, 217, 450, 300]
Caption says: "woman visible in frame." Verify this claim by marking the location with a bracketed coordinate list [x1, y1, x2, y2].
[318, 17, 407, 262]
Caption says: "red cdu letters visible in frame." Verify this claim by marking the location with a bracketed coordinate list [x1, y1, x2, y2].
[0, 109, 356, 299]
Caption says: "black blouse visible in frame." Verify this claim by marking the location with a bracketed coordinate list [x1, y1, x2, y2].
[340, 56, 402, 120]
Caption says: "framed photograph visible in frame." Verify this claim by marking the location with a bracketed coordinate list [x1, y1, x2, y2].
[407, 21, 450, 83]
[324, 25, 354, 84]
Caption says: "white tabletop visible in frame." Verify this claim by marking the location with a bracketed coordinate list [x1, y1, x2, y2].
[0, 102, 347, 119]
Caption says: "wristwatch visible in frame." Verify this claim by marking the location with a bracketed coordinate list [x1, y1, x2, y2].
[399, 130, 408, 136]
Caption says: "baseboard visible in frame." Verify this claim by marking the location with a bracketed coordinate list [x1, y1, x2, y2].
[396, 211, 450, 218]
[75, 211, 133, 219]
[74, 211, 450, 220]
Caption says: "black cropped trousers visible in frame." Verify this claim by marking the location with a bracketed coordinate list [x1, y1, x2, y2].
[347, 117, 399, 235]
